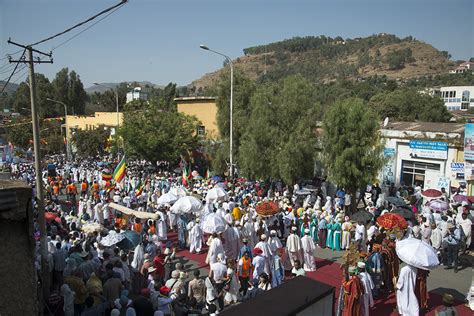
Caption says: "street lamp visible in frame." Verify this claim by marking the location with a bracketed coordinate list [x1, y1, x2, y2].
[200, 44, 234, 178]
[46, 98, 70, 160]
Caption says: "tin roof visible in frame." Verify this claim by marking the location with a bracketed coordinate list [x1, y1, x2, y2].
[382, 121, 464, 134]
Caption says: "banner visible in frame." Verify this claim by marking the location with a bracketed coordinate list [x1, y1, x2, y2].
[382, 148, 396, 186]
[409, 140, 447, 160]
[464, 123, 474, 161]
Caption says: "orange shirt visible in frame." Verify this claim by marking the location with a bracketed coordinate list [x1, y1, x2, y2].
[53, 185, 59, 195]
[70, 184, 77, 194]
[133, 223, 142, 232]
[239, 257, 251, 278]
[93, 183, 99, 192]
[81, 182, 87, 192]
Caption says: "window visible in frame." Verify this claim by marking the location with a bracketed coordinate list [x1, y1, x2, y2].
[462, 102, 469, 110]
[401, 160, 440, 187]
[197, 125, 205, 136]
[462, 90, 470, 102]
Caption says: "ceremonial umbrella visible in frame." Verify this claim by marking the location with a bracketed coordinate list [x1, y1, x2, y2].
[376, 212, 408, 230]
[392, 208, 415, 221]
[453, 194, 468, 204]
[100, 231, 125, 247]
[396, 238, 439, 270]
[201, 213, 227, 234]
[386, 196, 407, 206]
[116, 231, 141, 251]
[255, 201, 280, 217]
[82, 222, 105, 235]
[205, 187, 228, 202]
[169, 187, 188, 198]
[212, 175, 222, 182]
[45, 212, 58, 222]
[421, 189, 443, 200]
[157, 192, 179, 205]
[427, 199, 449, 212]
[351, 210, 374, 223]
[171, 196, 203, 214]
[295, 189, 311, 196]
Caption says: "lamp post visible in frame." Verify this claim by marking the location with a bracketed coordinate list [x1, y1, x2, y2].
[93, 83, 120, 156]
[200, 44, 234, 178]
[46, 98, 70, 160]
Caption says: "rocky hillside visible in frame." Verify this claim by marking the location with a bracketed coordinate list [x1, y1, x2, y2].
[190, 34, 456, 89]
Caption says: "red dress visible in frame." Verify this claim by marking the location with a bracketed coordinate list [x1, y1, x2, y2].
[342, 275, 363, 316]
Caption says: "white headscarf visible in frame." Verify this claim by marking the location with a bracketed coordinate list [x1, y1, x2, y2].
[131, 243, 144, 270]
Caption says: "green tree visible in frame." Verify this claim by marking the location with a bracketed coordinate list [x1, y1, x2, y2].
[71, 125, 110, 157]
[14, 74, 54, 117]
[6, 120, 33, 148]
[369, 89, 451, 122]
[322, 98, 385, 209]
[52, 68, 88, 115]
[119, 100, 200, 163]
[212, 68, 256, 174]
[238, 75, 321, 184]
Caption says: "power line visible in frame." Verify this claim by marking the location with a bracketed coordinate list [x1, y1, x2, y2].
[51, 4, 125, 52]
[30, 0, 127, 47]
[0, 49, 23, 61]
[0, 48, 26, 93]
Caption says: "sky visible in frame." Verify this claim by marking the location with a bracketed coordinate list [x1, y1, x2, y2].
[1, 0, 473, 88]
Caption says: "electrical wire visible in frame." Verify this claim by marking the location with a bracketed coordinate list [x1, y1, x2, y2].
[50, 4, 124, 52]
[0, 48, 26, 93]
[0, 49, 23, 61]
[30, 0, 127, 47]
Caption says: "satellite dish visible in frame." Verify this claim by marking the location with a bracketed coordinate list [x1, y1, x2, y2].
[383, 117, 389, 127]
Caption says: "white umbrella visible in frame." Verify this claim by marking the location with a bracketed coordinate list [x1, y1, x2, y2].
[395, 238, 439, 270]
[206, 187, 228, 202]
[201, 212, 227, 234]
[171, 196, 203, 214]
[169, 187, 188, 198]
[100, 231, 125, 247]
[157, 192, 179, 205]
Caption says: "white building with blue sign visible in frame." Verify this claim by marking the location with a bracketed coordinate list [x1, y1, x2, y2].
[380, 121, 465, 193]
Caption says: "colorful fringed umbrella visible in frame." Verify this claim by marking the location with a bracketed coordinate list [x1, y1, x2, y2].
[376, 212, 408, 230]
[421, 189, 443, 200]
[255, 201, 280, 217]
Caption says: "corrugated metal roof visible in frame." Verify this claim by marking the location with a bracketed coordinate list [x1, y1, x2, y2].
[382, 121, 464, 134]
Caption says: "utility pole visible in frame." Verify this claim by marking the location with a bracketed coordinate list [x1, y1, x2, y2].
[8, 39, 53, 308]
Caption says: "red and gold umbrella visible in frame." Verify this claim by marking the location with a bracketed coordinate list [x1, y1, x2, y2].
[376, 212, 408, 230]
[421, 189, 442, 199]
[255, 201, 280, 217]
[45, 212, 58, 222]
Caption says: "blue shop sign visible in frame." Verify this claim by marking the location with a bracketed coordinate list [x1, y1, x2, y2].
[409, 140, 448, 151]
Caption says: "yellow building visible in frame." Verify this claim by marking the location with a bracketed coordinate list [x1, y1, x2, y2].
[175, 97, 219, 139]
[66, 112, 123, 145]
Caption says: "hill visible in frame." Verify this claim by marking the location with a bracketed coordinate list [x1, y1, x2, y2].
[85, 81, 165, 94]
[190, 34, 457, 89]
[0, 81, 19, 95]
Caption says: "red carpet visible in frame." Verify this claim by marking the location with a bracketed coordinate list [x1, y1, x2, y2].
[168, 232, 471, 315]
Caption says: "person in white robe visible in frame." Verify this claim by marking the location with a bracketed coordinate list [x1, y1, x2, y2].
[251, 248, 267, 280]
[268, 230, 283, 254]
[155, 210, 167, 241]
[131, 243, 145, 271]
[459, 213, 472, 249]
[341, 216, 353, 250]
[254, 234, 273, 276]
[188, 219, 203, 254]
[286, 226, 304, 267]
[206, 233, 224, 265]
[241, 216, 258, 249]
[301, 229, 316, 271]
[358, 262, 374, 316]
[430, 223, 443, 251]
[396, 264, 419, 316]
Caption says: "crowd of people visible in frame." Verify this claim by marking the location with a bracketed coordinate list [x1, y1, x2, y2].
[7, 155, 474, 316]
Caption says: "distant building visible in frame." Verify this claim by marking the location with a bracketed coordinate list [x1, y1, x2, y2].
[66, 112, 123, 152]
[440, 86, 474, 111]
[449, 61, 474, 74]
[380, 121, 466, 193]
[126, 87, 148, 103]
[175, 97, 218, 138]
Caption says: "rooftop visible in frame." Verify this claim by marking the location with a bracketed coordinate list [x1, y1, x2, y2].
[382, 121, 464, 134]
[174, 96, 216, 101]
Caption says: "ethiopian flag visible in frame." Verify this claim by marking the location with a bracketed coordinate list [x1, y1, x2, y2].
[182, 167, 188, 186]
[204, 167, 211, 179]
[113, 156, 126, 183]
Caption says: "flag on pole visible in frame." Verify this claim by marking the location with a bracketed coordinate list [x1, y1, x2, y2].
[113, 156, 126, 183]
[182, 167, 188, 186]
[204, 167, 211, 179]
[135, 181, 144, 197]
